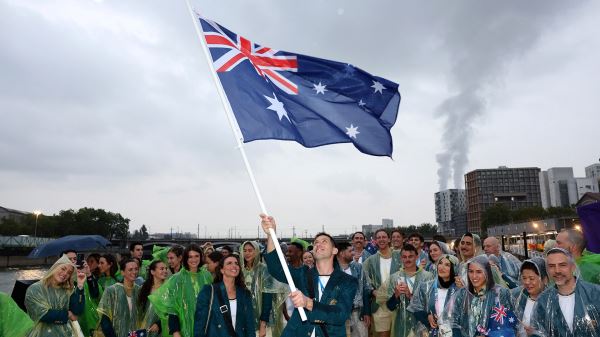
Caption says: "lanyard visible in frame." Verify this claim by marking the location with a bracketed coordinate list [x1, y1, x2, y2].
[318, 277, 326, 301]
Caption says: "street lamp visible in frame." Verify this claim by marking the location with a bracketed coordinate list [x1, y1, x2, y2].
[33, 210, 42, 237]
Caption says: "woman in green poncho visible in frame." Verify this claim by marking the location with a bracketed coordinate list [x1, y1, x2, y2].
[149, 244, 212, 337]
[24, 254, 86, 337]
[97, 258, 144, 337]
[98, 254, 120, 291]
[0, 291, 34, 337]
[138, 260, 169, 337]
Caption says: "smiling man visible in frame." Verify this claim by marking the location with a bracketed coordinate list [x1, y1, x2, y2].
[530, 248, 600, 336]
[260, 214, 357, 337]
[352, 232, 371, 264]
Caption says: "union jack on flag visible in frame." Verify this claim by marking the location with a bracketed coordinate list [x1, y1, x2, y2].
[198, 16, 401, 157]
[490, 304, 508, 324]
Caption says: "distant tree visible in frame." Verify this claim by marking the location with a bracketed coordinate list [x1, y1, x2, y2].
[140, 225, 149, 240]
[481, 204, 512, 234]
[511, 206, 547, 223]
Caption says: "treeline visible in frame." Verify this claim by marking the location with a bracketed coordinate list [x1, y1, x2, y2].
[482, 205, 577, 230]
[0, 207, 129, 240]
[364, 223, 438, 238]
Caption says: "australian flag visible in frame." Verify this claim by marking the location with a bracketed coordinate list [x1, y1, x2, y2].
[485, 304, 517, 337]
[128, 329, 147, 337]
[199, 16, 401, 157]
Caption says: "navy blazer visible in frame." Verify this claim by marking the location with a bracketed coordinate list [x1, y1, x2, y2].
[265, 250, 358, 337]
[194, 282, 255, 337]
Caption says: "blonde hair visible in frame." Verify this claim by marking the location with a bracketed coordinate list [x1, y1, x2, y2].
[42, 255, 76, 290]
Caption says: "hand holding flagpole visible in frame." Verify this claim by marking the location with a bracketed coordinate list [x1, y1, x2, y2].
[183, 0, 307, 321]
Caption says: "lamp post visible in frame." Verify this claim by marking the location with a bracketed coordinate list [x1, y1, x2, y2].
[33, 210, 42, 238]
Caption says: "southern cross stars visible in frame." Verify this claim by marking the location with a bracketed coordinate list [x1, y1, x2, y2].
[371, 80, 386, 94]
[345, 124, 360, 139]
[312, 82, 327, 94]
[358, 99, 366, 107]
[264, 93, 289, 122]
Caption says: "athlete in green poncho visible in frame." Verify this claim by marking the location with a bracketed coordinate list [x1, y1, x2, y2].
[0, 291, 34, 337]
[24, 254, 86, 337]
[149, 244, 212, 337]
[97, 258, 145, 337]
[138, 260, 170, 337]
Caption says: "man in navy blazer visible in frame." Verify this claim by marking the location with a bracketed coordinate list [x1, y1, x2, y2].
[260, 214, 358, 337]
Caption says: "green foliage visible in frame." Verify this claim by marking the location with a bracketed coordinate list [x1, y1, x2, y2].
[482, 204, 578, 230]
[131, 224, 149, 240]
[0, 207, 129, 239]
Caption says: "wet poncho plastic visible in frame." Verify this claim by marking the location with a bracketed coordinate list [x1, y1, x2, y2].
[425, 241, 454, 275]
[576, 249, 600, 285]
[408, 255, 459, 337]
[457, 233, 483, 286]
[240, 240, 289, 335]
[512, 257, 548, 337]
[0, 291, 34, 337]
[450, 255, 518, 337]
[24, 255, 78, 337]
[363, 250, 403, 313]
[139, 300, 161, 337]
[497, 251, 523, 288]
[529, 250, 600, 337]
[97, 283, 143, 337]
[78, 280, 100, 337]
[386, 267, 433, 337]
[148, 267, 212, 337]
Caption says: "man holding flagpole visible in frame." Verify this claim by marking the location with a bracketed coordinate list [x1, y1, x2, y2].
[260, 214, 357, 337]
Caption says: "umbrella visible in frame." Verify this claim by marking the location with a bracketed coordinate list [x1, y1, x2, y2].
[28, 235, 111, 258]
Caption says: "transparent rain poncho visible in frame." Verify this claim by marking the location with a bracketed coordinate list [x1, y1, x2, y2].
[78, 280, 100, 337]
[363, 250, 403, 313]
[148, 267, 212, 337]
[529, 248, 600, 337]
[386, 267, 434, 337]
[457, 233, 484, 286]
[24, 255, 79, 337]
[0, 291, 34, 337]
[449, 255, 518, 337]
[511, 257, 548, 337]
[97, 283, 144, 337]
[408, 254, 459, 337]
[425, 241, 455, 275]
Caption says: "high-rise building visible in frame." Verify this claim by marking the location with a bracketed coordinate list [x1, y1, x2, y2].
[585, 162, 600, 190]
[465, 166, 542, 234]
[576, 177, 599, 200]
[382, 218, 394, 228]
[539, 167, 578, 208]
[434, 189, 467, 237]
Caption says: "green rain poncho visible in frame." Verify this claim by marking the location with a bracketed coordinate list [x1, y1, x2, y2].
[0, 291, 34, 337]
[240, 241, 289, 336]
[148, 267, 212, 337]
[385, 268, 433, 337]
[363, 250, 403, 314]
[97, 283, 143, 337]
[78, 280, 100, 337]
[24, 255, 81, 337]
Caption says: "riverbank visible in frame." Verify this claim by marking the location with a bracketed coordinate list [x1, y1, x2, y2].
[0, 268, 47, 294]
[0, 255, 57, 268]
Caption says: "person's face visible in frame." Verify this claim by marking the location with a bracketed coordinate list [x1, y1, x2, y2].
[98, 257, 111, 274]
[221, 256, 240, 279]
[66, 252, 77, 264]
[375, 231, 390, 250]
[556, 232, 573, 253]
[338, 247, 353, 264]
[352, 234, 365, 249]
[391, 232, 404, 249]
[401, 250, 417, 269]
[86, 257, 98, 271]
[437, 258, 452, 280]
[409, 237, 422, 250]
[206, 257, 219, 273]
[521, 269, 543, 296]
[286, 245, 301, 262]
[53, 264, 74, 285]
[468, 263, 486, 290]
[221, 249, 230, 257]
[303, 252, 314, 266]
[187, 250, 201, 271]
[429, 244, 442, 262]
[151, 262, 168, 282]
[483, 238, 500, 256]
[243, 244, 256, 264]
[167, 252, 182, 269]
[547, 253, 575, 286]
[460, 236, 475, 259]
[313, 235, 337, 260]
[131, 245, 143, 259]
[122, 261, 139, 282]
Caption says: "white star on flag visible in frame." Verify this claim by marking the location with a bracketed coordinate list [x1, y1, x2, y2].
[358, 99, 366, 107]
[371, 80, 386, 94]
[312, 82, 327, 94]
[264, 93, 290, 122]
[345, 124, 360, 139]
[508, 317, 515, 323]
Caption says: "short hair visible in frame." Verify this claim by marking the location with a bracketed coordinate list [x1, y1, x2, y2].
[168, 245, 184, 257]
[183, 244, 204, 270]
[289, 242, 305, 252]
[352, 231, 366, 240]
[119, 258, 139, 273]
[391, 229, 404, 237]
[206, 251, 223, 264]
[314, 232, 337, 248]
[61, 249, 77, 256]
[401, 244, 417, 255]
[129, 242, 143, 252]
[432, 235, 447, 243]
[337, 241, 352, 252]
[546, 247, 575, 264]
[408, 233, 424, 242]
[563, 229, 586, 254]
[374, 228, 389, 238]
[220, 245, 233, 254]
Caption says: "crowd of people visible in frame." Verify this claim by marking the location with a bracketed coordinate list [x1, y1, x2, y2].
[1, 217, 600, 337]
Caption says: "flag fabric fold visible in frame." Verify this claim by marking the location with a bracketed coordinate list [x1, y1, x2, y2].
[199, 17, 401, 157]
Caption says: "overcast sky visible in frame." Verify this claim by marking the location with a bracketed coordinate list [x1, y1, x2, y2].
[1, 0, 598, 238]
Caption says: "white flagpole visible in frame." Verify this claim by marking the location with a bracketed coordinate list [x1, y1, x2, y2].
[184, 0, 308, 321]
